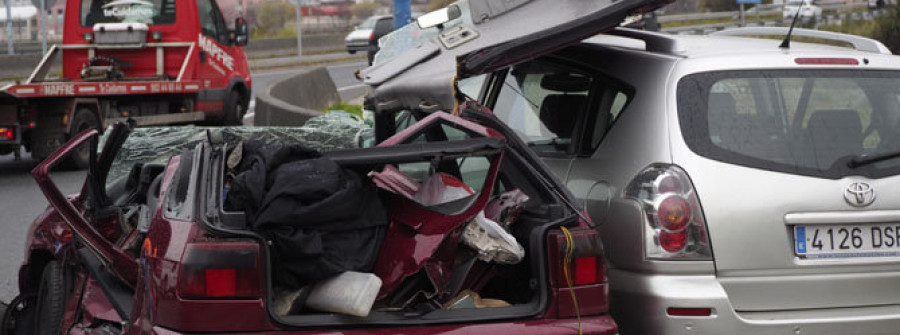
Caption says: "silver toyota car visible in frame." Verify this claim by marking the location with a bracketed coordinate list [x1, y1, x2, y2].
[471, 27, 900, 334]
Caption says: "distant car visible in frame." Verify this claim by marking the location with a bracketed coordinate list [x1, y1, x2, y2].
[783, 0, 823, 20]
[345, 15, 388, 54]
[367, 15, 394, 65]
[868, 0, 893, 8]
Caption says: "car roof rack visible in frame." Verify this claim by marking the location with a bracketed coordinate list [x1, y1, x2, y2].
[712, 27, 892, 55]
[604, 27, 687, 55]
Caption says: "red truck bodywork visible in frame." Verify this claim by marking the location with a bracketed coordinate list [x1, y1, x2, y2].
[0, 0, 251, 167]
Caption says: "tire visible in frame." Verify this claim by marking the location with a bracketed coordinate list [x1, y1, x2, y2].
[62, 108, 101, 170]
[222, 90, 246, 126]
[33, 261, 70, 335]
[1, 294, 37, 335]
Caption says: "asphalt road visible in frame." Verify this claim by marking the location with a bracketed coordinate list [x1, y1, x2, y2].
[251, 61, 369, 105]
[0, 61, 368, 304]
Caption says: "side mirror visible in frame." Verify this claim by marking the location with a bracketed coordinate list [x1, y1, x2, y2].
[233, 17, 249, 46]
[416, 4, 461, 29]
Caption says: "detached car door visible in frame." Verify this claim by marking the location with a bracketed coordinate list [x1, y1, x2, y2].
[32, 124, 141, 285]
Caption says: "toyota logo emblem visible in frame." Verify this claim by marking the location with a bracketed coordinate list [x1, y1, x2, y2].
[844, 182, 875, 207]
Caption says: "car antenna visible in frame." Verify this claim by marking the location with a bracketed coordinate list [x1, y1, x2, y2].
[780, 0, 806, 49]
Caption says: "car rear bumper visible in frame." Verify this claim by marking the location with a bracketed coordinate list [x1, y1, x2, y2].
[609, 268, 900, 335]
[346, 40, 370, 52]
[151, 315, 618, 334]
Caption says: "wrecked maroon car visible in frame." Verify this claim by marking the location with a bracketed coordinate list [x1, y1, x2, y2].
[0, 0, 671, 333]
[3, 106, 611, 335]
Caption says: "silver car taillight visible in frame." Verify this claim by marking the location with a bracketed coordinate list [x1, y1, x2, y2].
[625, 164, 712, 260]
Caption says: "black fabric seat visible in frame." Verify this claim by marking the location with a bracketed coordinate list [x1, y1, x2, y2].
[539, 94, 587, 139]
[807, 109, 863, 169]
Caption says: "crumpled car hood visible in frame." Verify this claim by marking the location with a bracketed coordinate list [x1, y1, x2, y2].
[363, 0, 671, 113]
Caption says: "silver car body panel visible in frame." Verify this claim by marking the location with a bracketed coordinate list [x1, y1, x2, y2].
[562, 33, 900, 334]
[363, 0, 667, 113]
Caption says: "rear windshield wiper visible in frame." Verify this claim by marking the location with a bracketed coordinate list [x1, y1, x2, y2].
[848, 149, 900, 168]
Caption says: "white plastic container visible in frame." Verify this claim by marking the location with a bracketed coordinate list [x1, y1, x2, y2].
[305, 271, 382, 317]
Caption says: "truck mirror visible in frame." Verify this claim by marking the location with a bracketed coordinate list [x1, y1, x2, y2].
[233, 17, 249, 46]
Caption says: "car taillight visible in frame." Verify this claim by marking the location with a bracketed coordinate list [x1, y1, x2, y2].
[369, 32, 375, 41]
[178, 242, 262, 299]
[626, 164, 712, 260]
[0, 127, 14, 140]
[795, 58, 859, 65]
[547, 225, 608, 318]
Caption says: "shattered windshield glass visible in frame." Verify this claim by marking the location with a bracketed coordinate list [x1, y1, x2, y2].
[101, 112, 371, 186]
[373, 1, 474, 64]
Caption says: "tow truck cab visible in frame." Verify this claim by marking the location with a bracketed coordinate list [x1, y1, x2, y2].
[62, 0, 251, 89]
[0, 0, 251, 168]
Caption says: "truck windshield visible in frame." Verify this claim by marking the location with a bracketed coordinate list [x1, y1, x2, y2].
[81, 0, 176, 26]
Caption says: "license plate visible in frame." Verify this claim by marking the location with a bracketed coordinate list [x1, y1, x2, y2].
[794, 224, 900, 258]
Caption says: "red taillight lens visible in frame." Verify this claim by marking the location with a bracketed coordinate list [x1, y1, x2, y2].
[795, 58, 859, 65]
[667, 307, 713, 317]
[204, 269, 237, 297]
[178, 242, 261, 300]
[369, 32, 375, 41]
[655, 174, 683, 194]
[574, 256, 599, 285]
[659, 230, 688, 253]
[657, 195, 691, 232]
[626, 165, 712, 259]
[0, 127, 15, 140]
[547, 226, 608, 318]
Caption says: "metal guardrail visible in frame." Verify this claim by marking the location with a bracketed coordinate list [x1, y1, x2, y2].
[657, 4, 781, 24]
[660, 7, 888, 35]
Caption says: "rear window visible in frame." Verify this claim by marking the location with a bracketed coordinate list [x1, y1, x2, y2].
[81, 0, 176, 26]
[358, 16, 380, 29]
[678, 70, 900, 179]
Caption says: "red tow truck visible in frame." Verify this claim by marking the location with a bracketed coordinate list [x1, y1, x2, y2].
[0, 0, 252, 168]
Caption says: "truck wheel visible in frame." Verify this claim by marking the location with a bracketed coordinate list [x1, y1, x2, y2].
[33, 261, 70, 335]
[62, 109, 101, 169]
[222, 91, 245, 126]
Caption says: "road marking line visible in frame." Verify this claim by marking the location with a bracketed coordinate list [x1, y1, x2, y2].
[338, 84, 368, 94]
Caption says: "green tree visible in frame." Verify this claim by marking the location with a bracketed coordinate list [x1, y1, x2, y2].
[698, 0, 738, 12]
[426, 0, 455, 12]
[872, 6, 900, 53]
[821, 6, 900, 53]
[351, 2, 382, 19]
[256, 1, 294, 35]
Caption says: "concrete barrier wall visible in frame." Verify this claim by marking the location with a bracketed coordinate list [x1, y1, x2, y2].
[254, 66, 340, 127]
[244, 33, 347, 58]
[0, 54, 45, 80]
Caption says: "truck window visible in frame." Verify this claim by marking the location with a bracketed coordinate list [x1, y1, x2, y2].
[82, 0, 176, 26]
[197, 0, 228, 44]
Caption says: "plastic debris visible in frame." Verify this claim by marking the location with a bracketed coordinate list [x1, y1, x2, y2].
[306, 272, 382, 317]
[412, 173, 475, 206]
[462, 212, 525, 264]
[442, 290, 510, 310]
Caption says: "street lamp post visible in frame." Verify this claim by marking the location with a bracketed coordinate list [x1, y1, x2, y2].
[290, 0, 304, 59]
[5, 0, 14, 54]
[40, 0, 46, 55]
